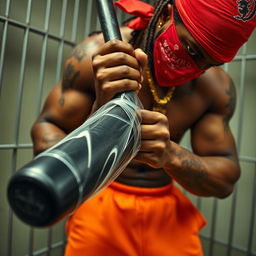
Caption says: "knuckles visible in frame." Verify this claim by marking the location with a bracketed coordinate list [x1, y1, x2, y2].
[108, 39, 134, 52]
[122, 79, 132, 88]
[154, 141, 167, 152]
[116, 52, 128, 62]
[92, 55, 102, 69]
[95, 68, 106, 81]
[101, 83, 114, 94]
[157, 113, 169, 125]
[120, 65, 130, 75]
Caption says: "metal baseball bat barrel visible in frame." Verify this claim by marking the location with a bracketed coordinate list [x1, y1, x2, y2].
[7, 0, 142, 227]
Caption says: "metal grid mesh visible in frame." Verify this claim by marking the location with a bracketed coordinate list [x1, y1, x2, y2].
[0, 0, 255, 255]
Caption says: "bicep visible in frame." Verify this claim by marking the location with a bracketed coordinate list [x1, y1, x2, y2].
[37, 83, 95, 133]
[191, 113, 238, 160]
[192, 69, 238, 159]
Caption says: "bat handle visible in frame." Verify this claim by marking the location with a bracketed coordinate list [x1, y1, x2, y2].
[96, 0, 122, 41]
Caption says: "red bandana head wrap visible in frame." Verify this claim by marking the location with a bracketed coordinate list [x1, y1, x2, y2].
[175, 0, 256, 62]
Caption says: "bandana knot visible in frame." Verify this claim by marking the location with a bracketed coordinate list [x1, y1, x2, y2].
[114, 0, 154, 30]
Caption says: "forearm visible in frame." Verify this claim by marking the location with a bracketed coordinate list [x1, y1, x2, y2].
[31, 121, 67, 156]
[164, 143, 240, 198]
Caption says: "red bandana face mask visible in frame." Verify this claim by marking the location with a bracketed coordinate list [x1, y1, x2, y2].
[153, 14, 207, 87]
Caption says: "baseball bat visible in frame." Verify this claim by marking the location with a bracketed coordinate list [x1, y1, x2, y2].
[7, 0, 142, 227]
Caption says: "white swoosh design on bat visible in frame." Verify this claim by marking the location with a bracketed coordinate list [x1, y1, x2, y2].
[61, 130, 92, 169]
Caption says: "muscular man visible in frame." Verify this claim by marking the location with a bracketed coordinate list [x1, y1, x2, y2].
[31, 0, 255, 255]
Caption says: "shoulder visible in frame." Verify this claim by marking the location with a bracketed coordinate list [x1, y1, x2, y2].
[69, 26, 133, 59]
[196, 66, 236, 120]
[62, 26, 134, 93]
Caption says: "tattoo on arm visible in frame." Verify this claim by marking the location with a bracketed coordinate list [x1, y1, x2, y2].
[59, 62, 80, 106]
[223, 79, 236, 130]
[176, 148, 209, 187]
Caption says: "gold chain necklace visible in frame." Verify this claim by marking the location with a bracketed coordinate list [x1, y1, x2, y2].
[146, 67, 175, 115]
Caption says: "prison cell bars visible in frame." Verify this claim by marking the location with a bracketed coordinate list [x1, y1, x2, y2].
[0, 0, 255, 256]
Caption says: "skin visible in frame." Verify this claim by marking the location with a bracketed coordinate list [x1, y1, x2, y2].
[31, 5, 240, 198]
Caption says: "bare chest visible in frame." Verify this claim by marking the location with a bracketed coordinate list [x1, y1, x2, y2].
[138, 79, 209, 143]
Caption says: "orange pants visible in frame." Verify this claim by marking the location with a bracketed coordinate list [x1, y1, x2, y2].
[65, 182, 206, 256]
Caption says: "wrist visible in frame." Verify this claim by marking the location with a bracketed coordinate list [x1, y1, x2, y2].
[164, 141, 180, 174]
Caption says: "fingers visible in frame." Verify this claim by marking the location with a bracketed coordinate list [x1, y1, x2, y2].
[134, 110, 171, 168]
[91, 40, 148, 109]
[92, 39, 135, 57]
[139, 109, 169, 125]
[134, 48, 148, 82]
[138, 109, 170, 149]
[96, 65, 141, 83]
[93, 51, 140, 70]
[139, 140, 168, 153]
[99, 79, 140, 97]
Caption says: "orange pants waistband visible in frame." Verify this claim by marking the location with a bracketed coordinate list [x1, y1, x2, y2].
[109, 181, 173, 196]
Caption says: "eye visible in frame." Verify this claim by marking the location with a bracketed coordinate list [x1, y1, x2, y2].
[187, 45, 197, 56]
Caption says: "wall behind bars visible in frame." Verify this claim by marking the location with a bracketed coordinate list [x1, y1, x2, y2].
[0, 1, 255, 256]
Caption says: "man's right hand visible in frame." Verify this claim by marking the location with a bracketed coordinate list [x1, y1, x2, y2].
[91, 39, 148, 112]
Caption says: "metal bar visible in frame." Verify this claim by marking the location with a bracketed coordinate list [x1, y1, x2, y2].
[61, 222, 67, 255]
[5, 0, 11, 16]
[227, 43, 248, 256]
[200, 234, 256, 255]
[44, 0, 51, 31]
[47, 227, 53, 256]
[24, 241, 65, 256]
[35, 0, 52, 116]
[239, 155, 256, 163]
[209, 199, 218, 256]
[84, 0, 93, 38]
[7, 152, 16, 256]
[71, 0, 80, 42]
[233, 54, 256, 61]
[28, 228, 34, 256]
[7, 2, 32, 254]
[13, 31, 29, 145]
[0, 144, 33, 149]
[13, 2, 33, 255]
[28, 1, 52, 255]
[4, 142, 255, 160]
[55, 0, 68, 83]
[0, 0, 11, 95]
[246, 164, 256, 255]
[47, 0, 68, 254]
[0, 20, 8, 94]
[26, 0, 33, 24]
[196, 196, 202, 211]
[0, 16, 76, 47]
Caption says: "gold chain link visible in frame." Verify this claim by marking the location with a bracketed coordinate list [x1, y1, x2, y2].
[146, 67, 175, 115]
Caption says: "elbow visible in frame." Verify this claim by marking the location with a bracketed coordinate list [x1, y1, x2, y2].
[216, 185, 234, 199]
[217, 166, 241, 199]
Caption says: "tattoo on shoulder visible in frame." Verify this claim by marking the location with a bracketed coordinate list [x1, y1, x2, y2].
[59, 62, 80, 106]
[63, 62, 80, 90]
[68, 40, 101, 62]
[223, 79, 236, 128]
[69, 44, 88, 62]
